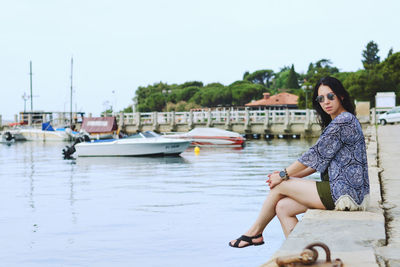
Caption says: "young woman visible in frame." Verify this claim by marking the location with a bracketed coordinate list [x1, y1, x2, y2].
[229, 76, 369, 248]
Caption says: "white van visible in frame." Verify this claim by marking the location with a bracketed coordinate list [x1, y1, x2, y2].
[378, 106, 400, 125]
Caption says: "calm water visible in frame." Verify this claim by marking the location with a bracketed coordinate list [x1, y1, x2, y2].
[0, 138, 315, 267]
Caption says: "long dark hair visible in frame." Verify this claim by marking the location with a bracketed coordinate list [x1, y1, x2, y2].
[312, 76, 355, 129]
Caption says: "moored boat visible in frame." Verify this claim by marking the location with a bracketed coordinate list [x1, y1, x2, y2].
[164, 128, 245, 147]
[16, 122, 77, 141]
[63, 131, 190, 158]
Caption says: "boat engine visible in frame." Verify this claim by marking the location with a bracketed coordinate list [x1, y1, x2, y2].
[62, 133, 90, 159]
[4, 131, 14, 142]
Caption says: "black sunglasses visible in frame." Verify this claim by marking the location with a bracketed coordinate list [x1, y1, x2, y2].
[315, 92, 336, 103]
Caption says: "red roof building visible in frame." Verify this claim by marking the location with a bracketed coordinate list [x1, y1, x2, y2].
[245, 92, 298, 109]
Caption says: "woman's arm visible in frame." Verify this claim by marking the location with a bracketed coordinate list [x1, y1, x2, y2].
[286, 160, 309, 177]
[267, 160, 310, 188]
[290, 167, 316, 178]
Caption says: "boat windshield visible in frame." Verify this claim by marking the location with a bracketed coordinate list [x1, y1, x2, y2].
[142, 131, 160, 138]
[126, 131, 160, 139]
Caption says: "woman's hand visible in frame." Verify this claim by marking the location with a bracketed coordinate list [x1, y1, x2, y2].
[266, 171, 282, 189]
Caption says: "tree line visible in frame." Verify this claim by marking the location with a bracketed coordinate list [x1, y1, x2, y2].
[119, 41, 399, 113]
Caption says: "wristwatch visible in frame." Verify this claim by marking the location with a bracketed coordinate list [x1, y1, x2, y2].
[279, 169, 289, 181]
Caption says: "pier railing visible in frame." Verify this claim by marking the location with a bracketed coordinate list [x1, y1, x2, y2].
[105, 109, 318, 125]
[1, 108, 378, 137]
[103, 109, 322, 137]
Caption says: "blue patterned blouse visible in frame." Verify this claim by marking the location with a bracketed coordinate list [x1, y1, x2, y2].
[298, 112, 369, 205]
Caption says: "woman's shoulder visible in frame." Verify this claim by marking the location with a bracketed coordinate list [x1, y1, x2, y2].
[332, 112, 356, 125]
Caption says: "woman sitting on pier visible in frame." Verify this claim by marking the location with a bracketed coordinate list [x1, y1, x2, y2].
[229, 76, 369, 248]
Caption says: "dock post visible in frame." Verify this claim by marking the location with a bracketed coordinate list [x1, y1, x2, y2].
[170, 111, 176, 131]
[28, 114, 32, 126]
[0, 115, 2, 128]
[225, 109, 232, 130]
[284, 108, 290, 132]
[264, 109, 270, 129]
[153, 112, 159, 132]
[272, 110, 276, 124]
[371, 108, 376, 125]
[304, 109, 311, 131]
[206, 109, 212, 127]
[119, 112, 124, 127]
[244, 108, 250, 132]
[189, 110, 194, 130]
[42, 114, 46, 123]
[136, 112, 141, 127]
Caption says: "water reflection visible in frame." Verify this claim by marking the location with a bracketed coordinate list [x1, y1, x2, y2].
[0, 139, 315, 267]
[75, 155, 189, 167]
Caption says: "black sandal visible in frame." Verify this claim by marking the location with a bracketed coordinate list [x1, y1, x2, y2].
[229, 234, 264, 248]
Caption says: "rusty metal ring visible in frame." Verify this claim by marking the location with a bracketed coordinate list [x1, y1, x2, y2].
[304, 242, 331, 263]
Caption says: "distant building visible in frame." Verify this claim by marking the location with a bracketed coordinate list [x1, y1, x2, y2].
[245, 92, 299, 109]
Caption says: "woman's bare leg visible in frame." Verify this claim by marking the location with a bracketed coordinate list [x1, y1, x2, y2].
[230, 179, 325, 247]
[275, 197, 307, 237]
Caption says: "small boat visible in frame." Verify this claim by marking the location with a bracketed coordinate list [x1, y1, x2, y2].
[16, 122, 77, 141]
[64, 131, 190, 158]
[164, 128, 246, 147]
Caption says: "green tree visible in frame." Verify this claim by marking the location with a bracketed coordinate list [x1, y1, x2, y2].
[229, 81, 264, 106]
[139, 92, 165, 112]
[305, 59, 339, 84]
[362, 41, 380, 69]
[244, 69, 275, 88]
[387, 48, 393, 59]
[177, 86, 200, 102]
[243, 71, 250, 80]
[286, 64, 299, 89]
[121, 105, 133, 113]
[181, 81, 204, 88]
[272, 68, 290, 92]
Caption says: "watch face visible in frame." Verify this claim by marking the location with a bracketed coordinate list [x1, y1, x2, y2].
[279, 171, 286, 177]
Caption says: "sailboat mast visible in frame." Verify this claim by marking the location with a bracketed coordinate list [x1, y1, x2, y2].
[70, 57, 73, 128]
[30, 61, 33, 111]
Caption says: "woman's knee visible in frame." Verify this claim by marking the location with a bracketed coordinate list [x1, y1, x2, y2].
[275, 198, 289, 218]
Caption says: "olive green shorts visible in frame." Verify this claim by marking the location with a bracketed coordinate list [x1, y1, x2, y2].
[316, 181, 335, 210]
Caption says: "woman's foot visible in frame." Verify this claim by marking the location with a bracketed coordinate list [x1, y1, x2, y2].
[229, 233, 264, 248]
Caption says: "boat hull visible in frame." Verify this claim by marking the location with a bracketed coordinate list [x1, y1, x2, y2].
[75, 138, 190, 157]
[183, 136, 244, 147]
[163, 128, 245, 147]
[18, 129, 73, 141]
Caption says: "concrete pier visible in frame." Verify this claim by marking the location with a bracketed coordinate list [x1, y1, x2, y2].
[375, 125, 400, 266]
[261, 124, 400, 267]
[115, 109, 323, 137]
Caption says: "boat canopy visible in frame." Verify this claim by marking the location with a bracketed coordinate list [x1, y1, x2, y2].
[42, 122, 55, 131]
[81, 117, 118, 133]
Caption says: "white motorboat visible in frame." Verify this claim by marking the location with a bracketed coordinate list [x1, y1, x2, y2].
[71, 131, 190, 157]
[164, 128, 246, 147]
[17, 128, 75, 141]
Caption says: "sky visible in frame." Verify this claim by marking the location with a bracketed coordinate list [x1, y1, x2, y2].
[1, 0, 399, 121]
